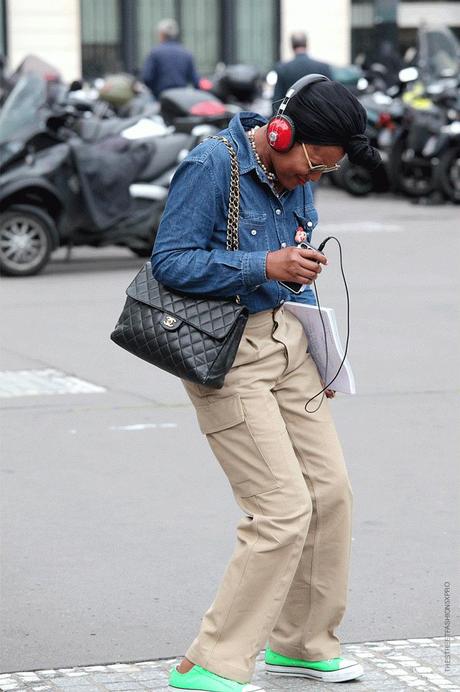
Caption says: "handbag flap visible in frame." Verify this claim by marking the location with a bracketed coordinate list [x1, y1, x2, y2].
[126, 262, 247, 340]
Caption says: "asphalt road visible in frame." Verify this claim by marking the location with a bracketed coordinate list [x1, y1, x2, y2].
[1, 187, 459, 673]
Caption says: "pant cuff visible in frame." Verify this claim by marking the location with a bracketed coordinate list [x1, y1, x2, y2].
[267, 642, 341, 661]
[185, 643, 252, 684]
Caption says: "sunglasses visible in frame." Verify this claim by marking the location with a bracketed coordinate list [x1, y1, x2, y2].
[301, 143, 341, 174]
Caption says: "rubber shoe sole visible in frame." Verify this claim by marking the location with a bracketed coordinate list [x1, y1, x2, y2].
[168, 663, 265, 692]
[265, 660, 364, 683]
[168, 688, 264, 692]
[168, 686, 264, 692]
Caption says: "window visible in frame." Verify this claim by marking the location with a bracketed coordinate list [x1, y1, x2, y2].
[181, 0, 218, 75]
[80, 0, 280, 80]
[80, 0, 121, 78]
[235, 0, 279, 73]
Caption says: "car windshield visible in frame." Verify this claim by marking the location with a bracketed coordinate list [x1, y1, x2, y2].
[0, 73, 47, 145]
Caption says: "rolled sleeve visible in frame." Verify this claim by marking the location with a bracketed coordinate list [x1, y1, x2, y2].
[242, 250, 268, 288]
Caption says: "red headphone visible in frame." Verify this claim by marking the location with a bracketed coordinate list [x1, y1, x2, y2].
[267, 73, 329, 153]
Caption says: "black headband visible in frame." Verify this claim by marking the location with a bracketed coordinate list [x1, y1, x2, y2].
[285, 80, 382, 171]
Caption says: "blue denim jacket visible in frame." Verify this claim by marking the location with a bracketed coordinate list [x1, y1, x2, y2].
[151, 112, 319, 314]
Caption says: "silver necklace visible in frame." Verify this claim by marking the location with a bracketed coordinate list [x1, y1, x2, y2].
[247, 127, 278, 183]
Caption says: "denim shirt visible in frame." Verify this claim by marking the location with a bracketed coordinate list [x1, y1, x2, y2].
[151, 112, 319, 314]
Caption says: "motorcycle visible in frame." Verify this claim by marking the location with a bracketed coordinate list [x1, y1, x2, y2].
[0, 74, 195, 277]
[203, 63, 264, 110]
[159, 86, 235, 133]
[432, 106, 460, 203]
[377, 72, 459, 200]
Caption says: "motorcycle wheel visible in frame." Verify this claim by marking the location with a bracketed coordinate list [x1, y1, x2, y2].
[391, 141, 436, 198]
[337, 159, 374, 196]
[435, 146, 460, 203]
[0, 206, 55, 277]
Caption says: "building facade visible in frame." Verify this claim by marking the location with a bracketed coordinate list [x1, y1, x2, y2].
[1, 0, 459, 84]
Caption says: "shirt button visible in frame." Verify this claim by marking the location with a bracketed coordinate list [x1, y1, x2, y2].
[275, 209, 281, 216]
[281, 242, 287, 248]
[307, 221, 313, 228]
[251, 229, 257, 236]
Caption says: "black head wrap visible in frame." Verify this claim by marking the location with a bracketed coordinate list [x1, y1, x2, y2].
[284, 80, 382, 171]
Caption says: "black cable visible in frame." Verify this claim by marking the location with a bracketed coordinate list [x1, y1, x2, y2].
[304, 235, 350, 413]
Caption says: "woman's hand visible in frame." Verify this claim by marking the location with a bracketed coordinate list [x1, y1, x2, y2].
[266, 247, 327, 284]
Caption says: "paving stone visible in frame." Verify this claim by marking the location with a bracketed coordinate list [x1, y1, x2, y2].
[4, 637, 458, 691]
[89, 675, 135, 683]
[52, 680, 94, 687]
[106, 666, 140, 672]
[53, 688, 100, 692]
[104, 684, 146, 690]
[34, 673, 58, 678]
[128, 671, 168, 682]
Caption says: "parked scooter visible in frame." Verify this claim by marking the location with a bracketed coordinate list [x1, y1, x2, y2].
[0, 74, 194, 276]
[377, 70, 459, 199]
[96, 73, 157, 118]
[205, 64, 262, 108]
[433, 118, 460, 203]
[159, 86, 235, 133]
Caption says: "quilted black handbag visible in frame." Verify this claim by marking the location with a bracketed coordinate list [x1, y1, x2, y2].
[110, 136, 249, 389]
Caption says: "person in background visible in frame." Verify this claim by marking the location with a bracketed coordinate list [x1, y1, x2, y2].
[141, 18, 200, 100]
[272, 32, 333, 114]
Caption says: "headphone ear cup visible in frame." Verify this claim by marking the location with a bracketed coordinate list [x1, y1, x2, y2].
[266, 114, 295, 152]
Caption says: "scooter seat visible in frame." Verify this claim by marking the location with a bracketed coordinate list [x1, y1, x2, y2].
[78, 115, 145, 142]
[135, 133, 192, 182]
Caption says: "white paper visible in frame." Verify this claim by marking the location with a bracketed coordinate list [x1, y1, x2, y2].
[284, 302, 356, 395]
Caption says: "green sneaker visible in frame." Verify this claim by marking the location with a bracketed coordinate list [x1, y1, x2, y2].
[264, 647, 364, 683]
[168, 663, 265, 692]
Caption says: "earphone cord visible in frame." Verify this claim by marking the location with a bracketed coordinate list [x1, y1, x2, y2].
[304, 236, 350, 414]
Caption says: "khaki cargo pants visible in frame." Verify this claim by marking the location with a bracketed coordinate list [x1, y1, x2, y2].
[181, 305, 353, 684]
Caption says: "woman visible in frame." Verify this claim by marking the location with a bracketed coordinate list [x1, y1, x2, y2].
[151, 75, 382, 692]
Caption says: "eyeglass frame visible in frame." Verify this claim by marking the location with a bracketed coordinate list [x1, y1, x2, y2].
[301, 143, 341, 174]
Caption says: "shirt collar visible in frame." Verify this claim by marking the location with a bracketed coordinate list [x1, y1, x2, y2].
[228, 111, 268, 175]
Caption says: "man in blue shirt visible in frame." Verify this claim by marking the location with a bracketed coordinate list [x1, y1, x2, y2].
[273, 32, 333, 114]
[141, 18, 200, 100]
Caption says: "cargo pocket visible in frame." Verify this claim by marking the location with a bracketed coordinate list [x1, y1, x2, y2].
[196, 393, 245, 435]
[195, 393, 281, 498]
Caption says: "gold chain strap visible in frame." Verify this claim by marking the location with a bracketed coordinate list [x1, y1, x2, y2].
[209, 136, 240, 251]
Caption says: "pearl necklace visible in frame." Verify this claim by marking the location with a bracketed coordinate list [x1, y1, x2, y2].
[247, 127, 278, 183]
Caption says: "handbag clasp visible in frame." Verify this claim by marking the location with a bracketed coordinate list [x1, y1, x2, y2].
[161, 314, 180, 330]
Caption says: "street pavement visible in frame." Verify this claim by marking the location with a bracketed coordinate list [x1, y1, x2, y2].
[0, 638, 459, 691]
[1, 188, 459, 682]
